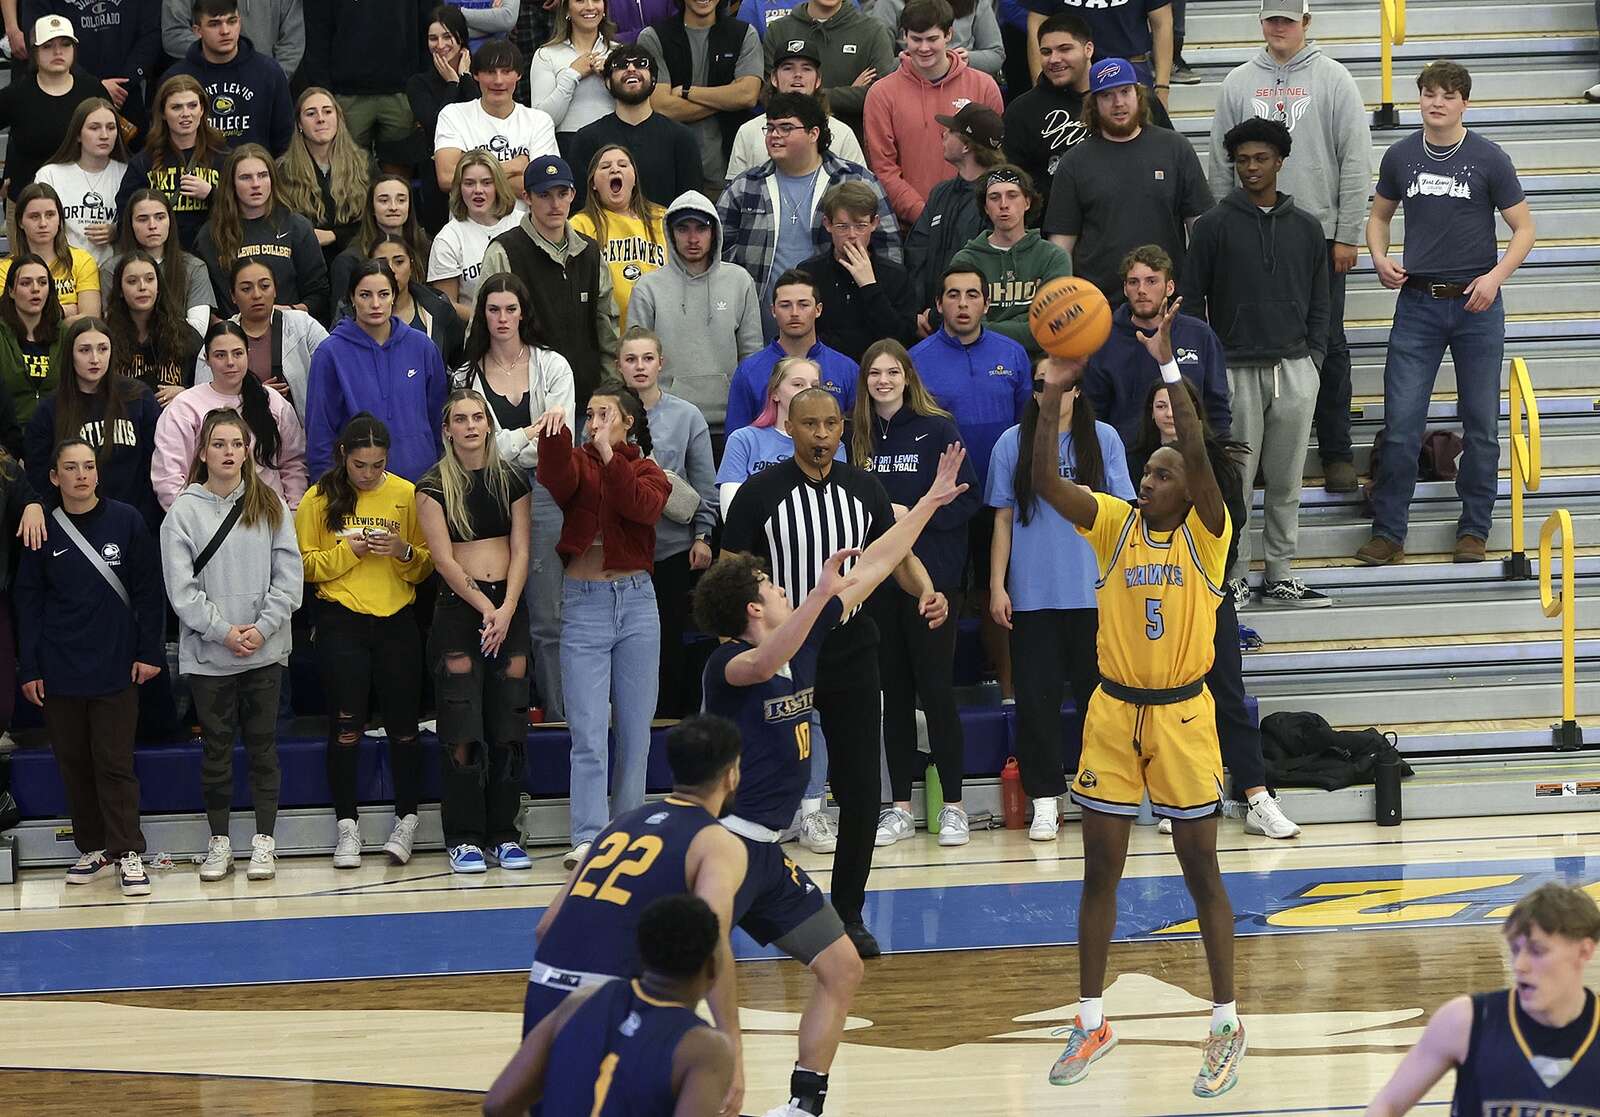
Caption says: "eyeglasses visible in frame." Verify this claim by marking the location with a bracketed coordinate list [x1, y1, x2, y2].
[763, 122, 809, 137]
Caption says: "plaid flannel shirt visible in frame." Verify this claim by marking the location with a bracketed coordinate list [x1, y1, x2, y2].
[716, 152, 903, 294]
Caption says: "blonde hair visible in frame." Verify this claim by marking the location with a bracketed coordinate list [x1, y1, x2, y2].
[849, 339, 951, 466]
[435, 388, 516, 542]
[277, 87, 370, 228]
[184, 408, 286, 532]
[448, 150, 517, 223]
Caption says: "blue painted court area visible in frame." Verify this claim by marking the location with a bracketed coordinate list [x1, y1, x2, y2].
[2, 854, 1596, 995]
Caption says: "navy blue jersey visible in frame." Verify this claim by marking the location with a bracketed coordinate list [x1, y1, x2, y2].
[542, 978, 707, 1117]
[1452, 988, 1600, 1116]
[534, 798, 718, 978]
[703, 596, 845, 830]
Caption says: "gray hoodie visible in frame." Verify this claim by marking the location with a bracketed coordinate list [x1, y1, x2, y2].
[1208, 43, 1372, 246]
[627, 192, 764, 429]
[160, 480, 303, 677]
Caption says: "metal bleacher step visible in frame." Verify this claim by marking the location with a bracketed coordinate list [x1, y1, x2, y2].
[1171, 65, 1600, 117]
[1267, 471, 1600, 513]
[1347, 312, 1600, 348]
[1185, 0, 1595, 46]
[1299, 423, 1600, 479]
[1192, 129, 1600, 175]
[1343, 270, 1598, 319]
[1245, 499, 1600, 560]
[1349, 350, 1600, 398]
[1343, 389, 1600, 426]
[1249, 663, 1600, 729]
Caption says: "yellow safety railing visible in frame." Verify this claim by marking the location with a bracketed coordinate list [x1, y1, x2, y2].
[1538, 509, 1584, 749]
[1376, 0, 1407, 128]
[1505, 357, 1541, 580]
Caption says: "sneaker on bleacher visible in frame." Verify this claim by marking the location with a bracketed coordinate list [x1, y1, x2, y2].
[1260, 578, 1330, 608]
[875, 806, 914, 847]
[1228, 578, 1252, 612]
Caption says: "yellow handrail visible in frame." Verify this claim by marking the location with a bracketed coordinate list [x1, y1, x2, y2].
[1506, 357, 1541, 579]
[1377, 0, 1408, 128]
[1538, 509, 1583, 748]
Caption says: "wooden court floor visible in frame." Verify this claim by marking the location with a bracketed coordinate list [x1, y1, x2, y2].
[3, 815, 1598, 1115]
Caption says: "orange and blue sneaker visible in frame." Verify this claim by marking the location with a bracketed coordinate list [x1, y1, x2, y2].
[1193, 1018, 1246, 1097]
[1047, 1016, 1117, 1085]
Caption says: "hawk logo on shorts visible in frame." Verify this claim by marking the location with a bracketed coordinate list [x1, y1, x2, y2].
[1079, 770, 1098, 789]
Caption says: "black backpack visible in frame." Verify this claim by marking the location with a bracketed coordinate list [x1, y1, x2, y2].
[1260, 711, 1413, 791]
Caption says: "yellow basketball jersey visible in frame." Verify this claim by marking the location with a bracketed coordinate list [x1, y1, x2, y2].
[1077, 492, 1230, 690]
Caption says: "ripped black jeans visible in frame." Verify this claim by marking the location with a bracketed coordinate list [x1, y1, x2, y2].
[429, 580, 532, 849]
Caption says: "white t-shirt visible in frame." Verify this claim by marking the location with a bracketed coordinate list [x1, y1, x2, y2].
[427, 212, 522, 304]
[434, 99, 559, 167]
[36, 160, 128, 268]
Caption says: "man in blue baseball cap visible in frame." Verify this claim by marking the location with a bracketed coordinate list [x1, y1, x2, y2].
[1042, 54, 1212, 301]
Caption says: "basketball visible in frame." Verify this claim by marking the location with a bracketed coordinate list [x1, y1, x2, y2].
[1028, 277, 1112, 360]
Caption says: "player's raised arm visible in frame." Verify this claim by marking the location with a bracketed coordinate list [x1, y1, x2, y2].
[719, 548, 862, 687]
[1031, 358, 1101, 530]
[1143, 296, 1227, 539]
[835, 445, 970, 615]
[1364, 995, 1472, 1116]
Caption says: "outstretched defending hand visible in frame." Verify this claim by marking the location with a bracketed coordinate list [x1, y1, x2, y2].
[919, 444, 970, 509]
[1134, 295, 1182, 365]
[816, 547, 862, 600]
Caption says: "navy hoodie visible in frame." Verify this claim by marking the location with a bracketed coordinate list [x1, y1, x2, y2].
[15, 497, 164, 698]
[858, 408, 981, 591]
[166, 37, 296, 155]
[24, 384, 162, 529]
[1083, 302, 1232, 452]
[305, 318, 448, 481]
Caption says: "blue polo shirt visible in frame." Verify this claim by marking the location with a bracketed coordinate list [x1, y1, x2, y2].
[908, 327, 1031, 490]
[723, 339, 859, 434]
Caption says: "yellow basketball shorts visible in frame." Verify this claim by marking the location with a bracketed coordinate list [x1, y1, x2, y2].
[1069, 685, 1225, 820]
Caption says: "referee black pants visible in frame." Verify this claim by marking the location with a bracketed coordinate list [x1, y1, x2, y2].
[815, 648, 883, 928]
[1209, 594, 1266, 797]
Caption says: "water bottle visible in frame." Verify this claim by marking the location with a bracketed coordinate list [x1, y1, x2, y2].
[1375, 752, 1403, 826]
[1001, 757, 1026, 829]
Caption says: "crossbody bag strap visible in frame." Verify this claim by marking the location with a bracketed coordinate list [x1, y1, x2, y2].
[192, 500, 245, 577]
[50, 507, 130, 608]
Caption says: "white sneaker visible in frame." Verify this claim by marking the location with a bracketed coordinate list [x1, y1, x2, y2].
[563, 841, 591, 869]
[65, 849, 113, 884]
[384, 813, 419, 864]
[332, 819, 361, 869]
[1158, 817, 1173, 835]
[1029, 796, 1059, 841]
[874, 807, 914, 847]
[1587, 81, 1600, 103]
[799, 810, 837, 853]
[937, 804, 970, 847]
[199, 835, 233, 881]
[1244, 793, 1301, 839]
[248, 834, 276, 880]
[119, 852, 151, 897]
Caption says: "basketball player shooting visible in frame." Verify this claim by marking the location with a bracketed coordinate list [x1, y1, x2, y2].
[1029, 295, 1247, 1099]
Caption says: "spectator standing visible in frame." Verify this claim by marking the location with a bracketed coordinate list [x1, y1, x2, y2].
[800, 182, 918, 361]
[904, 102, 1003, 328]
[20, 2, 161, 131]
[37, 99, 130, 271]
[102, 189, 215, 336]
[568, 47, 701, 208]
[17, 437, 159, 899]
[1208, 0, 1372, 495]
[761, 0, 895, 142]
[196, 144, 331, 323]
[0, 16, 104, 206]
[1024, 0, 1173, 102]
[948, 164, 1073, 357]
[615, 327, 716, 718]
[166, 0, 296, 155]
[446, 0, 522, 50]
[1005, 13, 1173, 202]
[0, 257, 66, 425]
[162, 0, 303, 78]
[527, 0, 617, 157]
[2, 184, 103, 320]
[537, 379, 669, 865]
[863, 0, 1002, 227]
[717, 91, 900, 333]
[569, 144, 668, 328]
[1180, 117, 1329, 608]
[723, 268, 857, 432]
[607, 0, 675, 45]
[152, 319, 308, 509]
[163, 405, 303, 883]
[25, 317, 160, 525]
[306, 261, 450, 481]
[365, 234, 465, 367]
[873, 0, 1004, 79]
[986, 358, 1133, 838]
[628, 191, 764, 434]
[479, 156, 620, 417]
[717, 356, 840, 514]
[277, 89, 376, 269]
[428, 151, 523, 321]
[295, 414, 434, 868]
[196, 258, 329, 423]
[103, 250, 205, 407]
[414, 388, 534, 875]
[723, 35, 865, 181]
[406, 6, 480, 232]
[1083, 243, 1229, 451]
[1358, 61, 1534, 567]
[434, 40, 560, 209]
[851, 340, 980, 848]
[1044, 57, 1210, 301]
[116, 73, 229, 253]
[301, 0, 426, 167]
[329, 176, 435, 309]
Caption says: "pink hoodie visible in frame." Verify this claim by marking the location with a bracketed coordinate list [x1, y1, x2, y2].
[151, 381, 309, 511]
[863, 49, 1003, 226]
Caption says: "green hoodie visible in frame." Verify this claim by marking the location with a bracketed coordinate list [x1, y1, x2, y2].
[947, 229, 1073, 356]
[0, 319, 64, 426]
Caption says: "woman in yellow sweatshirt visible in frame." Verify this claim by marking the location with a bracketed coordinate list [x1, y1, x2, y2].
[295, 413, 435, 870]
[569, 144, 666, 330]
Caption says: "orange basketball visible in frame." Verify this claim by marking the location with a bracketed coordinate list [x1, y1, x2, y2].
[1028, 277, 1112, 360]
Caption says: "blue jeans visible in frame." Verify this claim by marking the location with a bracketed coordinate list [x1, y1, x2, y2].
[527, 481, 565, 721]
[1371, 287, 1505, 544]
[561, 574, 660, 845]
[803, 712, 829, 801]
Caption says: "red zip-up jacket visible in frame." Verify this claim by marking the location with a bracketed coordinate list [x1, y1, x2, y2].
[537, 429, 670, 573]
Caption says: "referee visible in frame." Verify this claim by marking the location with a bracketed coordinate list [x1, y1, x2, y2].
[722, 386, 949, 958]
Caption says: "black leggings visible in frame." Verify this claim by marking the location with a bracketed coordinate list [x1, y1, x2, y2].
[1209, 594, 1266, 797]
[317, 600, 424, 821]
[868, 587, 965, 804]
[650, 549, 693, 718]
[1009, 608, 1100, 799]
[815, 629, 883, 927]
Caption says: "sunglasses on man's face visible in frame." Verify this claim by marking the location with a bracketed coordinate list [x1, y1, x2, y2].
[609, 55, 654, 72]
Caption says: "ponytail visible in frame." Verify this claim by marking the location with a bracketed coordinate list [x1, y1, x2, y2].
[205, 319, 281, 468]
[319, 413, 391, 533]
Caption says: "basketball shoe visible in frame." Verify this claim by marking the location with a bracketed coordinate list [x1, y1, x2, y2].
[1194, 1019, 1246, 1097]
[1047, 1016, 1117, 1085]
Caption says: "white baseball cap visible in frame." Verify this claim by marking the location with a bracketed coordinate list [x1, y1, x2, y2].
[1259, 0, 1310, 19]
[32, 14, 78, 45]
